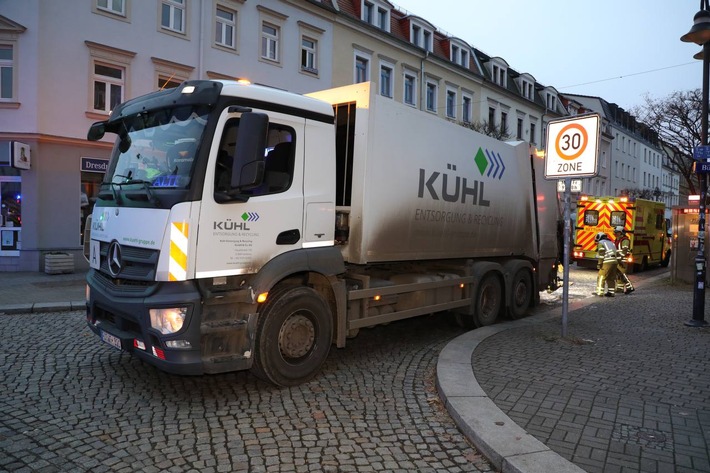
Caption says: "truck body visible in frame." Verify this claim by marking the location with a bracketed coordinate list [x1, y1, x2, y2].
[572, 195, 671, 271]
[84, 80, 560, 386]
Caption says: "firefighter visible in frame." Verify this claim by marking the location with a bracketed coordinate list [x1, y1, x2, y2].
[614, 226, 635, 294]
[595, 232, 618, 297]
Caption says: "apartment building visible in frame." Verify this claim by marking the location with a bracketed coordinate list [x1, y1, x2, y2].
[313, 0, 563, 144]
[0, 0, 334, 271]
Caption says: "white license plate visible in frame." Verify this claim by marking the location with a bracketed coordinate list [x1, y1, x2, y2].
[100, 330, 122, 351]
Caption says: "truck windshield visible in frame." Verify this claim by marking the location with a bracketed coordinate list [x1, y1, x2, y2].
[106, 105, 209, 192]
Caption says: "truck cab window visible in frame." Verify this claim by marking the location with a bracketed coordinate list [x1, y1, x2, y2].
[214, 118, 295, 199]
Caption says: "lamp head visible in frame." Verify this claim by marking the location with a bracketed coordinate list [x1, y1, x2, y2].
[681, 9, 710, 45]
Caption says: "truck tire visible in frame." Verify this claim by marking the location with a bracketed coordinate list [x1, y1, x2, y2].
[508, 269, 532, 320]
[251, 286, 333, 387]
[474, 274, 502, 327]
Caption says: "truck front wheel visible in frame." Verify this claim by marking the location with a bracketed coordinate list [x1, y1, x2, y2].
[251, 286, 333, 387]
[474, 274, 502, 327]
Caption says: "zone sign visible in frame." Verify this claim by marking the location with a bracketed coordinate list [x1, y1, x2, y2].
[544, 114, 600, 179]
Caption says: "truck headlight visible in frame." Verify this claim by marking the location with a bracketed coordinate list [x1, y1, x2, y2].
[149, 307, 187, 334]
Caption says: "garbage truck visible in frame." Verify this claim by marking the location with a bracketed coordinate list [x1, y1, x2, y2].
[84, 80, 561, 386]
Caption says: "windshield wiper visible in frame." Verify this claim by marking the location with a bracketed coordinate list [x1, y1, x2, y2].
[115, 179, 161, 207]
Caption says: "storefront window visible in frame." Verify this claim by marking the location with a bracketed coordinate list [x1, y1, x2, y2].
[0, 170, 21, 254]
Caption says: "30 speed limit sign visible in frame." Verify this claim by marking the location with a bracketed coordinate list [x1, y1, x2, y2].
[544, 114, 600, 178]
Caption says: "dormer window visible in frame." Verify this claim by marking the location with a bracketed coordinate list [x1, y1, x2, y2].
[488, 58, 509, 88]
[409, 17, 433, 51]
[546, 92, 557, 111]
[449, 39, 470, 68]
[517, 73, 535, 101]
[362, 0, 390, 31]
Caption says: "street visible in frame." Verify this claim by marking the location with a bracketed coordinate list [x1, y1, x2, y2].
[0, 265, 667, 473]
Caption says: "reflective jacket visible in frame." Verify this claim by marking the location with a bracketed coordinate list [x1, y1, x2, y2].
[597, 239, 618, 264]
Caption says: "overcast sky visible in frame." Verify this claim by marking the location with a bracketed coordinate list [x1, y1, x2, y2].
[394, 0, 702, 111]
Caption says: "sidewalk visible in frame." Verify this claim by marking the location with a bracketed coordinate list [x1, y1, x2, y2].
[438, 272, 710, 473]
[0, 269, 87, 314]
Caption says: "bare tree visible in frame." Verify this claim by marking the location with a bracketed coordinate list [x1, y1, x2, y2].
[631, 90, 702, 195]
[461, 121, 510, 141]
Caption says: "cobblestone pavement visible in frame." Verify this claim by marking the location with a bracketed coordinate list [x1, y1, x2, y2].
[0, 310, 493, 472]
[473, 274, 710, 473]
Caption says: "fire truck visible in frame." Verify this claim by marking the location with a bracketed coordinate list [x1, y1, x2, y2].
[573, 195, 671, 272]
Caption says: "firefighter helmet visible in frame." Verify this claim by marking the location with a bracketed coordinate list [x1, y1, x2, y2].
[614, 226, 624, 234]
[595, 232, 607, 242]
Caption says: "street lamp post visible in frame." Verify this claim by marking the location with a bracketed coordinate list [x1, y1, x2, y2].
[681, 1, 710, 327]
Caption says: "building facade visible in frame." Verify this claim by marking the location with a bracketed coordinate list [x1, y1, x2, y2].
[0, 0, 334, 271]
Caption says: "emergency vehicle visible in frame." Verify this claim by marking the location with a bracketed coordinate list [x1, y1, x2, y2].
[573, 195, 671, 272]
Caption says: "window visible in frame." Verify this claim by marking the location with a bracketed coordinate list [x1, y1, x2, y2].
[161, 0, 185, 34]
[488, 107, 495, 126]
[517, 118, 523, 140]
[158, 76, 181, 90]
[546, 93, 557, 111]
[462, 95, 472, 123]
[363, 1, 374, 24]
[460, 50, 468, 67]
[530, 123, 536, 144]
[215, 7, 236, 49]
[355, 55, 369, 83]
[0, 44, 13, 100]
[501, 111, 508, 133]
[584, 210, 599, 226]
[380, 64, 393, 98]
[610, 211, 626, 228]
[451, 45, 459, 63]
[426, 81, 437, 112]
[301, 37, 317, 74]
[261, 22, 279, 62]
[492, 64, 506, 87]
[377, 7, 388, 30]
[404, 73, 416, 106]
[446, 89, 456, 119]
[423, 31, 432, 52]
[92, 63, 124, 113]
[97, 0, 125, 15]
[411, 25, 421, 45]
[215, 120, 296, 197]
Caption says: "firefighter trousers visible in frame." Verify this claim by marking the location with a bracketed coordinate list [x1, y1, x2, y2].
[596, 262, 618, 296]
[616, 263, 634, 293]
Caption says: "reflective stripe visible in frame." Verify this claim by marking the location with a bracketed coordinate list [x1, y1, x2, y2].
[169, 222, 189, 281]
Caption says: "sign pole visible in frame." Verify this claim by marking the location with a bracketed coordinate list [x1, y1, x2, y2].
[544, 113, 600, 338]
[561, 177, 571, 337]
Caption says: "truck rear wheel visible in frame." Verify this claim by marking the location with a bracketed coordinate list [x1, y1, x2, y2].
[251, 286, 333, 387]
[474, 274, 502, 327]
[508, 269, 532, 320]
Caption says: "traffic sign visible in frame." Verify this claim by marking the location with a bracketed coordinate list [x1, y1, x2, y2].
[544, 114, 600, 179]
[694, 145, 710, 160]
[557, 179, 582, 193]
[697, 161, 710, 173]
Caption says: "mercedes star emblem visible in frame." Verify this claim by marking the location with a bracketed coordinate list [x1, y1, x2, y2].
[107, 241, 123, 277]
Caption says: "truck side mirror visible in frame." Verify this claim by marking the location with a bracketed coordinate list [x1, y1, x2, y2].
[87, 122, 106, 141]
[231, 112, 268, 190]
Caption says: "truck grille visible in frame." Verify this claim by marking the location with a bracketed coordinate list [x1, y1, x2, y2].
[95, 241, 159, 296]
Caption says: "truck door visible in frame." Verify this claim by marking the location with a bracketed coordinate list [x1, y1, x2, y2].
[195, 109, 306, 278]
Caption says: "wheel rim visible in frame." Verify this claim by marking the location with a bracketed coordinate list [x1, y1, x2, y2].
[278, 312, 316, 360]
[513, 281, 527, 307]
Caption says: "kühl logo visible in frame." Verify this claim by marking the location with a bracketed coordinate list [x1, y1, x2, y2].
[474, 148, 505, 179]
